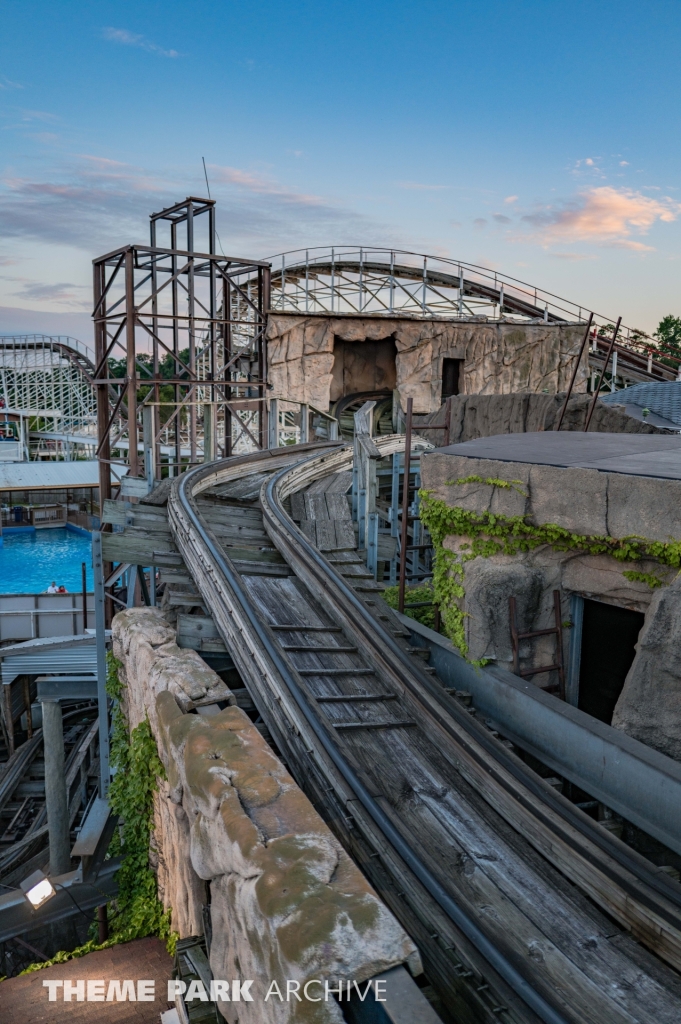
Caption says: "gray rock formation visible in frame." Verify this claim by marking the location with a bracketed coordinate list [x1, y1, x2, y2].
[267, 314, 585, 414]
[112, 608, 420, 1023]
[415, 392, 674, 446]
[612, 576, 681, 761]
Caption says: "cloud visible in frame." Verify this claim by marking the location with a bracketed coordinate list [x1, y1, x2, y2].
[396, 181, 449, 191]
[210, 165, 324, 206]
[25, 132, 59, 144]
[493, 214, 511, 225]
[473, 218, 487, 228]
[11, 281, 88, 305]
[0, 155, 391, 262]
[0, 76, 23, 91]
[620, 160, 629, 167]
[504, 195, 518, 204]
[547, 252, 597, 261]
[521, 186, 681, 249]
[102, 27, 179, 58]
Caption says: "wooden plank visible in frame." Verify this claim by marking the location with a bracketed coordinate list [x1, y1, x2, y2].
[290, 492, 306, 522]
[120, 476, 150, 498]
[217, 544, 285, 564]
[101, 498, 131, 525]
[325, 493, 352, 520]
[208, 523, 269, 542]
[299, 520, 317, 544]
[159, 570, 193, 585]
[234, 561, 294, 577]
[315, 520, 337, 551]
[304, 492, 329, 521]
[176, 614, 220, 640]
[198, 503, 264, 524]
[102, 531, 177, 566]
[378, 534, 398, 560]
[326, 470, 353, 494]
[306, 476, 334, 495]
[334, 520, 357, 549]
[165, 593, 206, 608]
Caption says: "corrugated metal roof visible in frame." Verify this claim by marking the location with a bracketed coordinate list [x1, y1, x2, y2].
[1, 645, 98, 683]
[0, 460, 127, 490]
[601, 381, 681, 426]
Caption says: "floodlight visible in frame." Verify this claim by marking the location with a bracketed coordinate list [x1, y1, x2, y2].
[20, 869, 56, 909]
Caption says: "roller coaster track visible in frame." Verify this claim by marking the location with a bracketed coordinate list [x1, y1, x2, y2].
[167, 441, 681, 1024]
[0, 707, 99, 881]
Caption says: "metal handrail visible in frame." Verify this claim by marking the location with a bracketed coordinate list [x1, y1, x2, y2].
[265, 245, 662, 356]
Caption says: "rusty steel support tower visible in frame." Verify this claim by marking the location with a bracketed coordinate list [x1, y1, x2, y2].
[92, 197, 271, 514]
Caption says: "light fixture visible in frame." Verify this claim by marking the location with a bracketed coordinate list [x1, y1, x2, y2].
[20, 869, 56, 909]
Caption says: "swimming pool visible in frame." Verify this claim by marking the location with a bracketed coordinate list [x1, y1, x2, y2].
[0, 527, 93, 594]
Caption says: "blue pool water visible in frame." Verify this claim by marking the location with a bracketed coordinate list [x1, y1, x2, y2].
[0, 527, 93, 593]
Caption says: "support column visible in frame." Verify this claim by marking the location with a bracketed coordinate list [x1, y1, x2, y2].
[203, 403, 216, 463]
[41, 698, 71, 876]
[142, 405, 156, 491]
[92, 532, 110, 797]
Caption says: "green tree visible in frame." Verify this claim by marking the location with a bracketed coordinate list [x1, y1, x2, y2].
[653, 315, 681, 370]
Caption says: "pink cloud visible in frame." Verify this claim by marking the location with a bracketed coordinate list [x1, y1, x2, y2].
[210, 165, 322, 206]
[522, 186, 681, 249]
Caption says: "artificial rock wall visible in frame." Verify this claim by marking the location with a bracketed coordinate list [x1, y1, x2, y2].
[112, 608, 419, 1023]
[421, 453, 681, 761]
[415, 392, 674, 445]
[266, 313, 586, 414]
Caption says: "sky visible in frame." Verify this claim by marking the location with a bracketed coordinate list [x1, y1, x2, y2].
[1, 0, 681, 345]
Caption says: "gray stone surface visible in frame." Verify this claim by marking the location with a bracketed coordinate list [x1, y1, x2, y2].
[605, 473, 681, 543]
[267, 315, 585, 414]
[613, 576, 681, 761]
[463, 558, 546, 663]
[561, 554, 658, 613]
[416, 392, 673, 446]
[112, 608, 420, 1023]
[423, 453, 530, 517]
[527, 464, 608, 536]
[421, 451, 681, 542]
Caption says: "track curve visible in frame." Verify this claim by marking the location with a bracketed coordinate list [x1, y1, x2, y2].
[168, 441, 681, 1024]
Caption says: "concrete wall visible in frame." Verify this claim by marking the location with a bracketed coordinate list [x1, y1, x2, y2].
[112, 608, 420, 1023]
[420, 452, 681, 761]
[267, 313, 586, 414]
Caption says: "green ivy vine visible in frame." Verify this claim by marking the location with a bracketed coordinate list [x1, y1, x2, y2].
[383, 582, 437, 629]
[418, 481, 681, 660]
[18, 652, 176, 976]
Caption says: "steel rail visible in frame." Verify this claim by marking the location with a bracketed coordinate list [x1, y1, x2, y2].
[176, 452, 570, 1024]
[262, 448, 681, 927]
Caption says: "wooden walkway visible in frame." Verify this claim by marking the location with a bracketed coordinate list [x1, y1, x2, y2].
[0, 937, 172, 1023]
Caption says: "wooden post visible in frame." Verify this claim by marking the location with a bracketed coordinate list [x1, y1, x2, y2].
[584, 317, 621, 432]
[22, 676, 32, 739]
[398, 398, 413, 614]
[42, 698, 71, 876]
[3, 684, 14, 756]
[81, 561, 88, 631]
[203, 403, 216, 463]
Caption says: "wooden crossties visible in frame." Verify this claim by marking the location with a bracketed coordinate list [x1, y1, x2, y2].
[161, 442, 681, 1024]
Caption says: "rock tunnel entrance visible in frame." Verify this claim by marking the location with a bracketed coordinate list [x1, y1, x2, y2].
[577, 598, 645, 725]
[330, 335, 397, 402]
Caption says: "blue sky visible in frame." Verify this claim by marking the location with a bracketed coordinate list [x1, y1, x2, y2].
[1, 0, 680, 343]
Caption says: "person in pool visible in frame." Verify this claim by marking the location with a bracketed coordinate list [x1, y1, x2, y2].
[46, 582, 58, 593]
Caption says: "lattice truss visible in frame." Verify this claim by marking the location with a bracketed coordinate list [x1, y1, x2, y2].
[93, 198, 270, 487]
[269, 247, 651, 346]
[0, 336, 97, 458]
